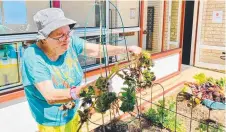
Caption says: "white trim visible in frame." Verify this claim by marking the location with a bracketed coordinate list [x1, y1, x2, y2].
[169, 41, 178, 45]
[107, 27, 140, 34]
[199, 45, 225, 50]
[0, 34, 37, 43]
[82, 64, 106, 72]
[0, 27, 140, 44]
[195, 62, 225, 71]
[176, 0, 182, 46]
[74, 27, 140, 37]
[167, 0, 172, 50]
[105, 0, 110, 66]
[195, 0, 204, 66]
[0, 85, 24, 94]
[159, 1, 164, 51]
[0, 83, 23, 93]
[190, 0, 199, 65]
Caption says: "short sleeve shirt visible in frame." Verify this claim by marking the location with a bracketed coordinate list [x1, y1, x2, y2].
[22, 35, 85, 126]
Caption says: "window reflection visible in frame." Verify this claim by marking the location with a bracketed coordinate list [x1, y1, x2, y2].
[0, 42, 22, 88]
[61, 1, 106, 28]
[109, 1, 140, 28]
[109, 32, 139, 64]
[78, 36, 105, 68]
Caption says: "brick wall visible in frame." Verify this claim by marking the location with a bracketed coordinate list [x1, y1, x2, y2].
[170, 1, 179, 42]
[199, 1, 225, 66]
[199, 49, 225, 65]
[201, 1, 225, 46]
[163, 1, 169, 51]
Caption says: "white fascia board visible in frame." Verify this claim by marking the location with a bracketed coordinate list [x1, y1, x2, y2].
[0, 34, 37, 43]
[0, 27, 140, 43]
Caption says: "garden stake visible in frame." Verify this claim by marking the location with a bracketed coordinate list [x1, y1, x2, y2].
[190, 98, 194, 132]
[102, 113, 105, 132]
[86, 121, 89, 132]
[207, 102, 215, 132]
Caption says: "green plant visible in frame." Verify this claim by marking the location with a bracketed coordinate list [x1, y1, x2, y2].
[144, 100, 186, 132]
[116, 51, 155, 112]
[193, 73, 226, 90]
[198, 122, 224, 132]
[183, 73, 225, 105]
[215, 77, 226, 90]
[74, 51, 156, 131]
[119, 87, 136, 112]
[95, 92, 117, 113]
[193, 73, 207, 85]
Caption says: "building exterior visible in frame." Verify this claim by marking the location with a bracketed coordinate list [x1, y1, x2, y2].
[0, 0, 225, 104]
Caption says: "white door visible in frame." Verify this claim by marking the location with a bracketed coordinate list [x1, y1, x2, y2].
[195, 0, 225, 71]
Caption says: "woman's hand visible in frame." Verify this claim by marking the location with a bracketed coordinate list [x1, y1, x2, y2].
[128, 46, 142, 55]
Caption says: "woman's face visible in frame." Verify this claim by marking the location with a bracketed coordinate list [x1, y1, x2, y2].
[45, 25, 71, 55]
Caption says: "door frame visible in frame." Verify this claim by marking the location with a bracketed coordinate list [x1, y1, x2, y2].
[194, 0, 225, 70]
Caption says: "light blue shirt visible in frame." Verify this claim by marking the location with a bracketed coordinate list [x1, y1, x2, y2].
[22, 36, 85, 126]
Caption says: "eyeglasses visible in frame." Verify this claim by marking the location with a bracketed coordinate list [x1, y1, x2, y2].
[48, 30, 73, 42]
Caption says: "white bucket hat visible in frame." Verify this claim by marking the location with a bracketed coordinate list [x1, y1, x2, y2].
[33, 8, 77, 40]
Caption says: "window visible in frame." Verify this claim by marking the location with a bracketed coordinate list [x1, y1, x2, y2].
[163, 0, 181, 51]
[108, 32, 139, 64]
[0, 1, 50, 34]
[109, 1, 140, 28]
[145, 1, 182, 53]
[78, 35, 106, 69]
[61, 1, 106, 28]
[0, 42, 23, 90]
[145, 1, 163, 54]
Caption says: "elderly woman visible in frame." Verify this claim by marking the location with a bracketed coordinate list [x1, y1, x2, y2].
[22, 8, 141, 132]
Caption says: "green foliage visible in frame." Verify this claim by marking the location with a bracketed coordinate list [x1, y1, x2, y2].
[108, 63, 120, 79]
[95, 92, 117, 113]
[198, 122, 224, 132]
[77, 51, 156, 131]
[95, 76, 108, 91]
[117, 51, 155, 112]
[193, 73, 225, 90]
[138, 51, 153, 68]
[193, 73, 207, 85]
[80, 85, 95, 98]
[144, 100, 186, 132]
[119, 87, 136, 112]
[141, 70, 155, 88]
[216, 77, 226, 89]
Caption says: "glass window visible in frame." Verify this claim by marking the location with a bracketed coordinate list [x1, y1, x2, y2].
[108, 32, 139, 64]
[109, 1, 140, 28]
[0, 1, 50, 34]
[78, 35, 106, 68]
[145, 1, 182, 53]
[61, 1, 106, 28]
[0, 42, 23, 90]
[163, 1, 181, 51]
[145, 1, 163, 54]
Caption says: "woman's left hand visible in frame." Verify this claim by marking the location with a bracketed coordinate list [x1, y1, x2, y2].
[128, 46, 142, 55]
